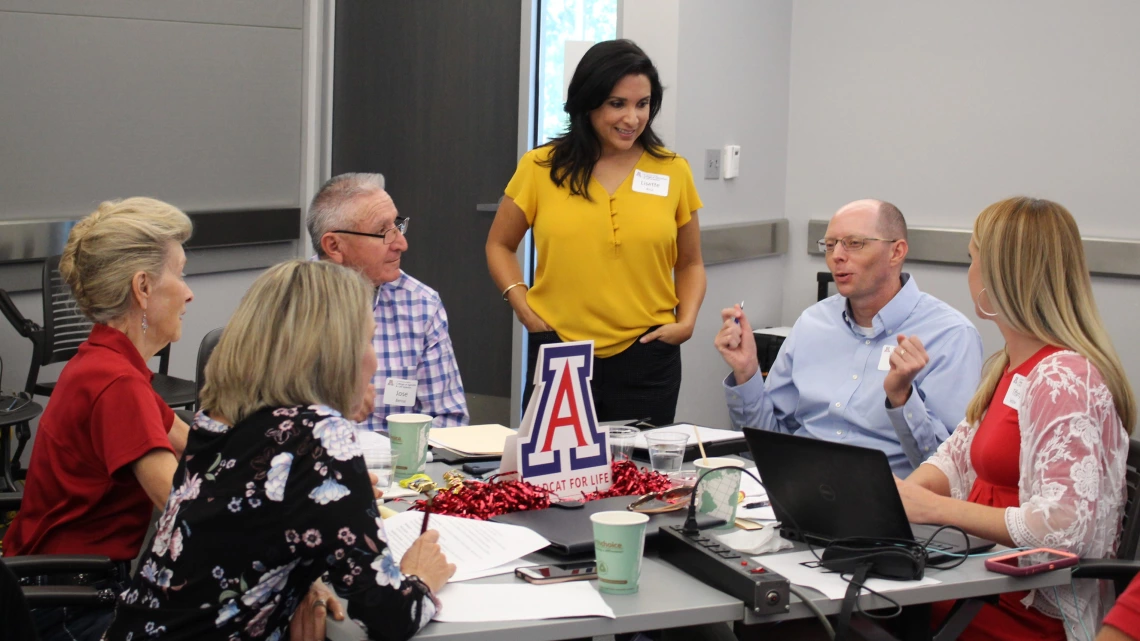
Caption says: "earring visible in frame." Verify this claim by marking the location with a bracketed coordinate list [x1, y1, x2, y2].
[142, 312, 149, 335]
[977, 288, 999, 318]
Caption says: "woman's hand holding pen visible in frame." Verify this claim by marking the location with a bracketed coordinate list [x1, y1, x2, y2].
[399, 530, 455, 593]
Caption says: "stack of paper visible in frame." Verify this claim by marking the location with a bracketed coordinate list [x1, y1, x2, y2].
[429, 423, 517, 456]
[433, 583, 616, 622]
[634, 424, 742, 449]
[383, 511, 550, 583]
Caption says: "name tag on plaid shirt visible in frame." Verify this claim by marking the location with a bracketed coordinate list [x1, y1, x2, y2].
[384, 378, 418, 406]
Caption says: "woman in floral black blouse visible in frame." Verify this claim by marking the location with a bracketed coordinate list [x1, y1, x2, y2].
[105, 260, 454, 641]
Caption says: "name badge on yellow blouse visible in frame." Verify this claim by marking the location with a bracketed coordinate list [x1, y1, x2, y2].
[632, 169, 670, 196]
[384, 378, 417, 407]
[1003, 373, 1029, 411]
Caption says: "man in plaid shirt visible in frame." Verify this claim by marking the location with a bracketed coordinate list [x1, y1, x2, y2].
[306, 173, 468, 431]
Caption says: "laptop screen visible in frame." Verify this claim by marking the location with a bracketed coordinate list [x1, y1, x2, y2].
[742, 428, 915, 542]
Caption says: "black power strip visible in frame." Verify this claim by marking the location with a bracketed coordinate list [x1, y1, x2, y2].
[657, 525, 790, 615]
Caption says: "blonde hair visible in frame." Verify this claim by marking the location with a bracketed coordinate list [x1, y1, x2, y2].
[59, 198, 192, 323]
[199, 260, 374, 425]
[965, 197, 1135, 433]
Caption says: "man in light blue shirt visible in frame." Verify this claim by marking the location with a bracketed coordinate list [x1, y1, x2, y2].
[715, 199, 983, 476]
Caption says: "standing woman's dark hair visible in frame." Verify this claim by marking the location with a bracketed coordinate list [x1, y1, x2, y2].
[543, 39, 673, 199]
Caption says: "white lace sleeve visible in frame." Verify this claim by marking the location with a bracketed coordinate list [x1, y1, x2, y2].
[1006, 351, 1129, 639]
[922, 418, 976, 499]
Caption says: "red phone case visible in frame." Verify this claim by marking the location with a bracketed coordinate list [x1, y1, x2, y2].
[984, 548, 1079, 576]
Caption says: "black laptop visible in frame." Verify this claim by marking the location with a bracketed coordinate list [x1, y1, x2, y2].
[743, 429, 995, 561]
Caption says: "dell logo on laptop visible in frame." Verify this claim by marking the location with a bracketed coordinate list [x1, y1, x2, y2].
[819, 484, 837, 501]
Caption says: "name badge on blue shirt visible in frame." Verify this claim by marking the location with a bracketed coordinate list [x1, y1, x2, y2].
[877, 345, 895, 371]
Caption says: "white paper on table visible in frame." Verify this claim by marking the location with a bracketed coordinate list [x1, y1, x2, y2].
[753, 550, 941, 600]
[733, 468, 776, 520]
[450, 559, 537, 583]
[433, 582, 616, 622]
[383, 512, 550, 582]
[634, 424, 741, 449]
[375, 486, 420, 500]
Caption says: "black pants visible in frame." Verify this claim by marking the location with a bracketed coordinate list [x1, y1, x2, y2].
[523, 327, 682, 427]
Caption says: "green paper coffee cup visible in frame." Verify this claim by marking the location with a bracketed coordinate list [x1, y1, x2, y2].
[693, 457, 745, 530]
[387, 413, 433, 481]
[591, 511, 650, 595]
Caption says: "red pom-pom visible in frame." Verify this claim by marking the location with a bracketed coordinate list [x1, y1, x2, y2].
[410, 461, 674, 519]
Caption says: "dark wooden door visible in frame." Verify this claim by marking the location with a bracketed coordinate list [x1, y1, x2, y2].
[332, 1, 522, 423]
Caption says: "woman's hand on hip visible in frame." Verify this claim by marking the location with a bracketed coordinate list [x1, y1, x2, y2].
[640, 322, 694, 346]
[516, 306, 553, 333]
[399, 530, 456, 594]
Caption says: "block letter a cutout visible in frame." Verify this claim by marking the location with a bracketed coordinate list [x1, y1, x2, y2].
[541, 361, 588, 451]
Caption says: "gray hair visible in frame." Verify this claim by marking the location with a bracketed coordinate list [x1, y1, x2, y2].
[306, 173, 386, 256]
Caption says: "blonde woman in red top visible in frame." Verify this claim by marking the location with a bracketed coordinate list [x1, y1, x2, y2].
[896, 197, 1135, 640]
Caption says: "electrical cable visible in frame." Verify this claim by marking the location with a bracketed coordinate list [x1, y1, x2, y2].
[787, 583, 836, 640]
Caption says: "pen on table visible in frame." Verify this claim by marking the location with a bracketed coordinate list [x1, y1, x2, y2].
[734, 300, 745, 324]
[743, 499, 770, 509]
[420, 497, 433, 534]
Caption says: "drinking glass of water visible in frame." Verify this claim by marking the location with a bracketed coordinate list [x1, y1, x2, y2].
[608, 426, 638, 462]
[644, 431, 688, 476]
[370, 452, 394, 492]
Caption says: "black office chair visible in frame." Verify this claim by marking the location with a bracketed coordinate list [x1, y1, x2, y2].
[0, 256, 195, 408]
[0, 489, 117, 641]
[174, 327, 223, 425]
[817, 271, 835, 302]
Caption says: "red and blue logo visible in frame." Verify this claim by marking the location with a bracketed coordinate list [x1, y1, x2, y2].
[520, 342, 609, 477]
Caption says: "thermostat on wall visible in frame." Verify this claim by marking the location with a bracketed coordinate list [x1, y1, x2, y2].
[722, 145, 741, 179]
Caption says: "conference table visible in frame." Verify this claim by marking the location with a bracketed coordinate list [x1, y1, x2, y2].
[328, 459, 1072, 641]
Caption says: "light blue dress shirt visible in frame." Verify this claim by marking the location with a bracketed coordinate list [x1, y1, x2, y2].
[725, 274, 983, 477]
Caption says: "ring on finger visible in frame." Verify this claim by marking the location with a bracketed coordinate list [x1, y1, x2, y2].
[313, 599, 328, 610]
[898, 348, 906, 356]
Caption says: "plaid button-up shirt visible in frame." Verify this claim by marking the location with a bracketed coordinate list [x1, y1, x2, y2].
[362, 272, 468, 431]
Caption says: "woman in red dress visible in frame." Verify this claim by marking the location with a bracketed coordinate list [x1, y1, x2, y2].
[893, 197, 1135, 640]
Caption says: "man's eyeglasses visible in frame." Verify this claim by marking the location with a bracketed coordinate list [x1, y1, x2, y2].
[333, 217, 410, 245]
[817, 236, 899, 253]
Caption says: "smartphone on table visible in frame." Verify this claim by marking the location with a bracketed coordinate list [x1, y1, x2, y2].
[984, 548, 1079, 576]
[515, 561, 598, 584]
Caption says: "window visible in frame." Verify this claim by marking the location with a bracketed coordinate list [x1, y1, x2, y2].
[536, 0, 618, 145]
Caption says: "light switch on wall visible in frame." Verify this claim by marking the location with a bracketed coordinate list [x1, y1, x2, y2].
[704, 148, 721, 179]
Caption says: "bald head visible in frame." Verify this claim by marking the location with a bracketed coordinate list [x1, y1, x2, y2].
[832, 199, 907, 242]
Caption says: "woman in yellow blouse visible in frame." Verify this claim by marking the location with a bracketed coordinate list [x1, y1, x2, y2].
[486, 39, 706, 425]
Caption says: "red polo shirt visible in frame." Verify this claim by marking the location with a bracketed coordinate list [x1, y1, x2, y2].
[1105, 573, 1140, 639]
[3, 324, 174, 561]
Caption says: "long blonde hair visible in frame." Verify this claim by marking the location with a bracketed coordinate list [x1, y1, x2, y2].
[965, 197, 1135, 433]
[59, 198, 192, 323]
[199, 260, 374, 425]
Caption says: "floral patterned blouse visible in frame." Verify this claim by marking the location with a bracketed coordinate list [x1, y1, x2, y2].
[104, 405, 436, 641]
[925, 351, 1129, 641]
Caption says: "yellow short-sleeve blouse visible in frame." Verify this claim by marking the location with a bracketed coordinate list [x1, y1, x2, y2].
[504, 145, 703, 358]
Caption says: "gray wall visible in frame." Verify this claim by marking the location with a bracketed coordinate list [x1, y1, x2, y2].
[672, 1, 794, 427]
[782, 0, 1140, 387]
[0, 2, 308, 463]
